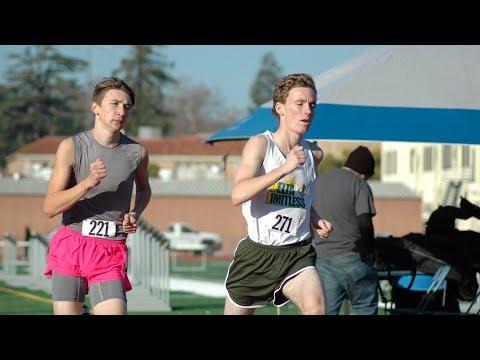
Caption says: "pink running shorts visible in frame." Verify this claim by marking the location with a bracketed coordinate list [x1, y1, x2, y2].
[44, 225, 132, 292]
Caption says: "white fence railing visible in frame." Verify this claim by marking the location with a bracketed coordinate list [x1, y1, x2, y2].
[0, 230, 52, 278]
[127, 219, 170, 307]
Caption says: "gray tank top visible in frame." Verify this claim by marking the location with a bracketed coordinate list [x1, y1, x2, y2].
[62, 130, 142, 240]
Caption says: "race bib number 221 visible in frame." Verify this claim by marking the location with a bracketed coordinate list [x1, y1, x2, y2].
[82, 219, 116, 238]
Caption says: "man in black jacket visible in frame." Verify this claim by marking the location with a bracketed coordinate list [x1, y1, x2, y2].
[313, 146, 378, 315]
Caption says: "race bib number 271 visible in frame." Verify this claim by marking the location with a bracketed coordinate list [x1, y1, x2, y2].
[82, 219, 116, 238]
[269, 214, 298, 236]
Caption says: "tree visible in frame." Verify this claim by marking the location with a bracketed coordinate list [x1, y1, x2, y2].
[0, 85, 10, 167]
[113, 46, 176, 136]
[317, 153, 344, 175]
[163, 77, 245, 136]
[371, 148, 381, 181]
[148, 163, 160, 178]
[0, 46, 88, 167]
[248, 52, 283, 112]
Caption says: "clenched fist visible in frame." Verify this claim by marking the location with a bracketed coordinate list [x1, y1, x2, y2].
[85, 158, 106, 189]
[314, 219, 332, 240]
[282, 145, 306, 174]
[123, 211, 137, 234]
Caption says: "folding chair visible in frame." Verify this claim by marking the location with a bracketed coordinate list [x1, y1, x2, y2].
[393, 265, 451, 314]
[464, 270, 480, 315]
[465, 288, 480, 315]
[415, 265, 451, 311]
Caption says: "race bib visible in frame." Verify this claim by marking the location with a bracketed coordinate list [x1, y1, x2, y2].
[268, 213, 299, 236]
[82, 219, 117, 238]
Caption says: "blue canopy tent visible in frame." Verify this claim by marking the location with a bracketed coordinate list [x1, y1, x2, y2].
[207, 46, 480, 145]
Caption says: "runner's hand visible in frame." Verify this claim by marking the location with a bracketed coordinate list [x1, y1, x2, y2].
[85, 158, 106, 188]
[282, 145, 306, 174]
[123, 211, 137, 233]
[315, 219, 332, 239]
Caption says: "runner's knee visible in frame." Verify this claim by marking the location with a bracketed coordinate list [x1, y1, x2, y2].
[302, 302, 325, 315]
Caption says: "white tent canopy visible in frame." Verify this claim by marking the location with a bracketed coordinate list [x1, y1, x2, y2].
[208, 46, 480, 144]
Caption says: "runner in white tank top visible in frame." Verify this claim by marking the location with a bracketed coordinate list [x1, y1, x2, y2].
[224, 73, 333, 315]
[242, 130, 316, 246]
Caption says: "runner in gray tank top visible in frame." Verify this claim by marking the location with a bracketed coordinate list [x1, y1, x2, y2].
[63, 129, 141, 241]
[43, 77, 151, 315]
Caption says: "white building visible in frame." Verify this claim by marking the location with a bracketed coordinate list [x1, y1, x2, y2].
[381, 142, 480, 231]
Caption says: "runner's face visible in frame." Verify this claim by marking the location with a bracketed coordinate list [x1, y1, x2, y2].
[93, 89, 132, 131]
[277, 87, 317, 134]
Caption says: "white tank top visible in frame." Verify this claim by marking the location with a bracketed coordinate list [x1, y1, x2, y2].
[242, 130, 316, 246]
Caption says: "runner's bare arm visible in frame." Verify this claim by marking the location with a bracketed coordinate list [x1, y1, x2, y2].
[231, 136, 304, 206]
[43, 138, 105, 218]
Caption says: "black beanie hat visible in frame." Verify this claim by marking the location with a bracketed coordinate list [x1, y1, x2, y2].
[344, 146, 375, 177]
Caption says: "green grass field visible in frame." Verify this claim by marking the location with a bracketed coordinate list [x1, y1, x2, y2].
[1, 259, 387, 315]
[133, 291, 300, 315]
[0, 279, 300, 315]
[170, 260, 231, 282]
[0, 259, 300, 315]
[0, 280, 53, 314]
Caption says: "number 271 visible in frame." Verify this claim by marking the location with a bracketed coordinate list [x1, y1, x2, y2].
[272, 215, 292, 233]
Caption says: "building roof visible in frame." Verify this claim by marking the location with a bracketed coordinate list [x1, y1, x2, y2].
[14, 134, 247, 156]
[0, 178, 420, 200]
[150, 179, 233, 196]
[369, 181, 420, 200]
[0, 178, 49, 195]
[15, 134, 382, 158]
[141, 135, 246, 156]
[17, 136, 67, 154]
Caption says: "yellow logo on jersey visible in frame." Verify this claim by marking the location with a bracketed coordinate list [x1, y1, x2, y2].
[266, 178, 306, 208]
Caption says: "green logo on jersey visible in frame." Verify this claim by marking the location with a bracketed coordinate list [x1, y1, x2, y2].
[266, 179, 306, 208]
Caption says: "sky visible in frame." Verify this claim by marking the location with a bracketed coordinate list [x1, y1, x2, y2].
[0, 45, 373, 111]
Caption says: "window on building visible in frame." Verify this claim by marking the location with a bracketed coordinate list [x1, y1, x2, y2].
[385, 151, 397, 175]
[423, 147, 433, 171]
[442, 145, 452, 169]
[462, 145, 470, 168]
